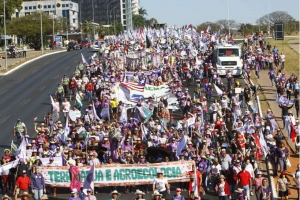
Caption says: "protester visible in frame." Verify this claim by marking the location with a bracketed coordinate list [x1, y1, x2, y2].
[68, 189, 81, 200]
[134, 189, 145, 200]
[30, 167, 46, 200]
[14, 170, 30, 196]
[276, 172, 290, 200]
[109, 190, 121, 200]
[258, 178, 271, 200]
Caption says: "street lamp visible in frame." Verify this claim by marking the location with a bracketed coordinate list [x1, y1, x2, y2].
[64, 17, 68, 41]
[79, 0, 83, 40]
[107, 0, 117, 34]
[226, 0, 230, 37]
[3, 0, 7, 71]
[40, 0, 44, 54]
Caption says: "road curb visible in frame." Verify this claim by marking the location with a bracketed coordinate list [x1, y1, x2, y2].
[0, 50, 66, 76]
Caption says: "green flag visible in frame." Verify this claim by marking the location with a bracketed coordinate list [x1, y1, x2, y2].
[146, 35, 151, 48]
[11, 140, 18, 153]
[75, 92, 83, 107]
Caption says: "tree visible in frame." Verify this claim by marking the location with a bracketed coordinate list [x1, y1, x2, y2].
[0, 0, 23, 20]
[138, 7, 147, 17]
[256, 11, 294, 27]
[132, 14, 145, 28]
[145, 18, 158, 27]
[196, 21, 220, 33]
[109, 21, 124, 35]
[7, 12, 63, 50]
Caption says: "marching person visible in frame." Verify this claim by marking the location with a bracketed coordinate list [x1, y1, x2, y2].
[14, 170, 30, 196]
[61, 74, 70, 96]
[30, 167, 46, 200]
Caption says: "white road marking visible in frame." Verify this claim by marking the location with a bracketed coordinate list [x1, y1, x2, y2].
[0, 89, 8, 95]
[0, 115, 10, 123]
[16, 78, 23, 83]
[52, 75, 59, 79]
[31, 69, 38, 74]
[19, 99, 27, 105]
[22, 98, 31, 105]
[38, 85, 46, 91]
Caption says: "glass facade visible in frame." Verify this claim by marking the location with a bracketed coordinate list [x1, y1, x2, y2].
[72, 0, 122, 25]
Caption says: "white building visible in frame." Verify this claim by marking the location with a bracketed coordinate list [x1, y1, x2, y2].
[131, 0, 140, 15]
[11, 0, 79, 31]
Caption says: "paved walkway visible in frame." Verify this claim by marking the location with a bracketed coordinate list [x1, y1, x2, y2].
[0, 48, 65, 73]
[254, 42, 299, 199]
[288, 39, 300, 53]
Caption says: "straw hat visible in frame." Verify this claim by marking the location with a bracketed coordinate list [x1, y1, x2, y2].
[135, 189, 145, 195]
[152, 190, 162, 197]
[19, 192, 32, 198]
[235, 188, 244, 193]
[110, 190, 121, 198]
[67, 159, 76, 166]
[2, 195, 12, 200]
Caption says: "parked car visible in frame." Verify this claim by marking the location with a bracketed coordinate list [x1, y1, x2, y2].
[67, 42, 80, 51]
[79, 40, 91, 49]
[91, 41, 104, 52]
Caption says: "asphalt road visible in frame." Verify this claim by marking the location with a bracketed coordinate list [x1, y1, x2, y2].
[0, 46, 257, 200]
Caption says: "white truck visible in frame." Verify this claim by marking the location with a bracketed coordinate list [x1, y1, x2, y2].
[214, 44, 243, 76]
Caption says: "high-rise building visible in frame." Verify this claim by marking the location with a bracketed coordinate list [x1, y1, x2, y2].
[11, 0, 79, 31]
[72, 0, 139, 31]
[131, 0, 140, 15]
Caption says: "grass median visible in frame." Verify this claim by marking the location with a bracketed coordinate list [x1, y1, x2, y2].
[267, 37, 299, 75]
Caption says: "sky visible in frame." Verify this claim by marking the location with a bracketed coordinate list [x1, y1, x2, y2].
[140, 0, 299, 27]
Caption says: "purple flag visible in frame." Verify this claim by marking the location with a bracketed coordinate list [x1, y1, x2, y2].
[83, 164, 95, 195]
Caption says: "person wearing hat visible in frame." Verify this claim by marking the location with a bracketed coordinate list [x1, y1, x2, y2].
[215, 175, 230, 199]
[152, 190, 162, 200]
[2, 194, 11, 200]
[68, 188, 81, 200]
[14, 170, 30, 196]
[16, 158, 29, 178]
[15, 191, 32, 200]
[278, 102, 294, 127]
[153, 170, 170, 197]
[82, 189, 96, 200]
[109, 190, 121, 200]
[235, 188, 247, 200]
[253, 171, 263, 199]
[237, 164, 252, 200]
[134, 189, 145, 200]
[30, 167, 46, 200]
[171, 188, 185, 200]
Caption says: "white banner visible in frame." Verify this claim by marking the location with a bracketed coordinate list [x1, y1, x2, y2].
[40, 161, 193, 187]
[41, 157, 63, 166]
[144, 84, 169, 98]
[0, 159, 19, 173]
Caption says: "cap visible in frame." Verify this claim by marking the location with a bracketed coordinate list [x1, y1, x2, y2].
[22, 170, 27, 174]
[176, 188, 182, 192]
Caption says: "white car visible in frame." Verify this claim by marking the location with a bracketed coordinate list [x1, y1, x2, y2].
[92, 41, 104, 52]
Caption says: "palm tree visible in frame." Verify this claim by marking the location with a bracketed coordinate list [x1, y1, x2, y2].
[138, 7, 147, 17]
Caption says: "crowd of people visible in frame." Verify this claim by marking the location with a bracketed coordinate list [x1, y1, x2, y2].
[1, 28, 298, 200]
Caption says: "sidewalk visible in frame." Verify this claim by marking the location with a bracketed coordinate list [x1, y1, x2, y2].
[0, 48, 65, 74]
[255, 43, 299, 199]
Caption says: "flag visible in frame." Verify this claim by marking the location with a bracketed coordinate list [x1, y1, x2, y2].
[83, 164, 95, 195]
[151, 19, 155, 27]
[50, 95, 59, 111]
[75, 92, 83, 107]
[213, 84, 222, 96]
[290, 121, 297, 142]
[192, 164, 199, 197]
[259, 130, 269, 157]
[11, 140, 18, 153]
[81, 53, 88, 66]
[176, 135, 186, 157]
[0, 159, 20, 173]
[141, 123, 148, 142]
[92, 101, 100, 121]
[216, 29, 221, 37]
[206, 25, 211, 33]
[15, 137, 27, 161]
[146, 35, 151, 48]
[254, 133, 262, 159]
[100, 106, 110, 120]
[63, 118, 70, 142]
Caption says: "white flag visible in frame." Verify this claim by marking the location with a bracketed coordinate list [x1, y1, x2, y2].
[50, 95, 59, 111]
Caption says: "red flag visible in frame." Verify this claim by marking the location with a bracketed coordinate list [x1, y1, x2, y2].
[254, 133, 262, 159]
[290, 121, 297, 142]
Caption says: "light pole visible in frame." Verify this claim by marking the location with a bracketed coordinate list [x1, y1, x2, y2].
[253, 12, 260, 33]
[268, 0, 270, 36]
[52, 11, 55, 44]
[107, 0, 117, 34]
[64, 17, 68, 41]
[39, 0, 44, 54]
[3, 0, 7, 71]
[79, 0, 83, 40]
[226, 0, 230, 37]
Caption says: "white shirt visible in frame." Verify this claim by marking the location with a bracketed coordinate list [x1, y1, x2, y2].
[211, 164, 222, 175]
[153, 178, 168, 192]
[245, 163, 254, 177]
[62, 101, 71, 113]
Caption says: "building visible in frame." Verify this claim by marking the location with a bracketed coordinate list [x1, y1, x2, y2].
[11, 0, 79, 31]
[131, 0, 140, 15]
[72, 0, 138, 31]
